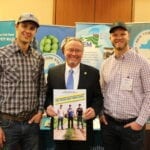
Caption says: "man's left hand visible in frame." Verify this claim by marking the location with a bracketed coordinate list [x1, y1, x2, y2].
[124, 121, 143, 131]
[83, 107, 95, 120]
[28, 112, 43, 124]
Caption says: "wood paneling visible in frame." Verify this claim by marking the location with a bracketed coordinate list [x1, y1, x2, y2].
[94, 0, 133, 23]
[54, 0, 133, 26]
[54, 0, 95, 26]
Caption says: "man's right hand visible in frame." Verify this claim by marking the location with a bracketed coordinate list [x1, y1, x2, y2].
[46, 105, 57, 117]
[0, 127, 6, 148]
[99, 115, 108, 125]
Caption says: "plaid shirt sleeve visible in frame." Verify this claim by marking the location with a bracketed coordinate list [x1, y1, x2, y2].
[37, 55, 46, 112]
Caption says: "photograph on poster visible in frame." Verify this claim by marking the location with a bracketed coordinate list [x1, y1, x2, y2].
[53, 89, 86, 141]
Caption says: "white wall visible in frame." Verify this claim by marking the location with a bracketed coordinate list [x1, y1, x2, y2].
[0, 0, 54, 25]
[134, 0, 150, 22]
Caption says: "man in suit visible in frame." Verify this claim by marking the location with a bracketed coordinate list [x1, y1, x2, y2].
[44, 37, 103, 150]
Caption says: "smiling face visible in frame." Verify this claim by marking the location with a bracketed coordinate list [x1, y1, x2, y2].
[110, 28, 130, 53]
[16, 21, 37, 45]
[63, 39, 84, 68]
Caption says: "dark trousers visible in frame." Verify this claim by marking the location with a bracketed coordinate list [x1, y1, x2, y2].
[77, 116, 83, 129]
[55, 140, 90, 150]
[101, 115, 144, 150]
[68, 117, 74, 128]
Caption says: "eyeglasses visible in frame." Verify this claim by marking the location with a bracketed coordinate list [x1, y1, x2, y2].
[66, 48, 83, 53]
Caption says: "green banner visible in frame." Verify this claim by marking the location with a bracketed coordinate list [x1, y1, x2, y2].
[0, 21, 16, 47]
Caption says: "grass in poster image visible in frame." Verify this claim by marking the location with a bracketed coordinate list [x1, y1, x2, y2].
[54, 117, 86, 141]
[64, 128, 74, 140]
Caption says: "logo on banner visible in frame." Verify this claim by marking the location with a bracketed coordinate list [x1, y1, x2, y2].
[43, 53, 64, 79]
[134, 30, 150, 50]
[133, 29, 150, 61]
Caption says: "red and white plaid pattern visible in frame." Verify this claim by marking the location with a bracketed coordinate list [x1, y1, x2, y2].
[100, 49, 150, 126]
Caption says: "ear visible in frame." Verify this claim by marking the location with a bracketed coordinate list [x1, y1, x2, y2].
[109, 36, 111, 41]
[128, 32, 130, 38]
[15, 23, 19, 28]
[62, 47, 64, 54]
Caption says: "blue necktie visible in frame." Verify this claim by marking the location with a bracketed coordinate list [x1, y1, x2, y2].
[66, 69, 74, 89]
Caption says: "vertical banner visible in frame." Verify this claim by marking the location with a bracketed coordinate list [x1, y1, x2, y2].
[0, 21, 16, 47]
[36, 25, 75, 130]
[76, 23, 112, 70]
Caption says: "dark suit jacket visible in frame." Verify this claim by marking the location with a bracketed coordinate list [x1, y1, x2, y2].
[44, 63, 103, 145]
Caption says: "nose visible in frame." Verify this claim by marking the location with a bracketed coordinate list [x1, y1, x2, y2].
[72, 50, 77, 55]
[116, 34, 124, 39]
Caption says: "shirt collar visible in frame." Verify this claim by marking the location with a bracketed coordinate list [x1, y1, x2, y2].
[113, 48, 133, 60]
[65, 63, 80, 74]
[13, 40, 32, 55]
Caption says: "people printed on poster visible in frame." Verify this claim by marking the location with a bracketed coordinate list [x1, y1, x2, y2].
[54, 102, 86, 141]
[55, 103, 85, 130]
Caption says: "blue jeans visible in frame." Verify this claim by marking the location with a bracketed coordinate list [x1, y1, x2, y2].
[0, 119, 40, 150]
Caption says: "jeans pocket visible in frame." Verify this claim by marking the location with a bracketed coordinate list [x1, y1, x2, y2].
[125, 127, 144, 141]
[0, 119, 13, 128]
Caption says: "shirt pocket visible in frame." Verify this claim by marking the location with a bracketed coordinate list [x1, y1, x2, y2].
[4, 65, 20, 83]
[124, 71, 141, 89]
[31, 64, 40, 81]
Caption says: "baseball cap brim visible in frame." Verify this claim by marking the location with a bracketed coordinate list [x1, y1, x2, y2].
[109, 22, 128, 33]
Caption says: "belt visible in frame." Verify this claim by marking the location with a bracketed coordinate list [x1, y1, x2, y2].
[105, 114, 137, 125]
[0, 111, 37, 122]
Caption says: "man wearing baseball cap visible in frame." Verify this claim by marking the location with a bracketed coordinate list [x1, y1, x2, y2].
[100, 21, 150, 150]
[0, 13, 45, 150]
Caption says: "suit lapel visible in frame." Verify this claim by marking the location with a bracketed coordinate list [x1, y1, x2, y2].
[78, 64, 88, 89]
[59, 64, 66, 89]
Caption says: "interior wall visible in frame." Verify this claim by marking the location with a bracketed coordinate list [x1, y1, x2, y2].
[134, 0, 150, 22]
[0, 0, 150, 26]
[0, 0, 54, 25]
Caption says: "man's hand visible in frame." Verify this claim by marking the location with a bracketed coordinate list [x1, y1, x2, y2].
[124, 121, 143, 131]
[0, 127, 5, 149]
[28, 112, 43, 124]
[46, 105, 57, 117]
[83, 107, 95, 120]
[99, 115, 108, 125]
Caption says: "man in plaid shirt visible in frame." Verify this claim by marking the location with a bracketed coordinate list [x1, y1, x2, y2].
[0, 13, 45, 150]
[100, 22, 150, 150]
